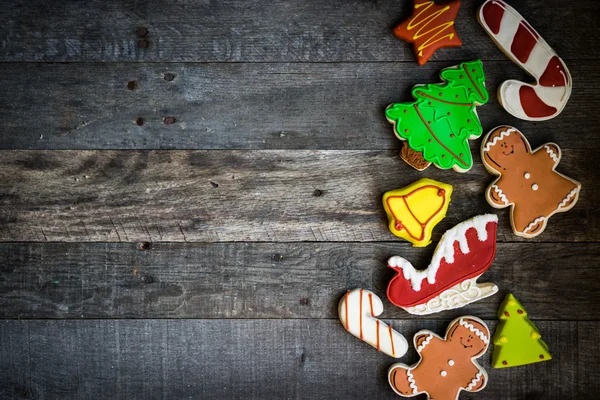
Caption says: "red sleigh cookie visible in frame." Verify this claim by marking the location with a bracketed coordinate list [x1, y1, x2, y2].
[481, 126, 581, 238]
[387, 214, 498, 315]
[389, 316, 490, 400]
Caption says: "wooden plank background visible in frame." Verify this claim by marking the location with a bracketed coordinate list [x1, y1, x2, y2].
[1, 0, 599, 399]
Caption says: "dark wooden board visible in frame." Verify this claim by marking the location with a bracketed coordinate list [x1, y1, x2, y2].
[0, 61, 598, 150]
[0, 319, 597, 399]
[0, 242, 598, 320]
[0, 150, 594, 242]
[2, 0, 600, 398]
[2, 0, 599, 63]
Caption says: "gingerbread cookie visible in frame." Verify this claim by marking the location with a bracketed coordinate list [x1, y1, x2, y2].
[394, 0, 462, 66]
[478, 0, 571, 121]
[481, 126, 581, 238]
[387, 214, 498, 315]
[339, 289, 408, 358]
[389, 316, 490, 400]
[492, 293, 552, 368]
[383, 178, 453, 247]
[386, 60, 489, 173]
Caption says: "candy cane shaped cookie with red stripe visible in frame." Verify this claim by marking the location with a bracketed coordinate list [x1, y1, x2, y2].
[339, 289, 408, 358]
[478, 0, 572, 121]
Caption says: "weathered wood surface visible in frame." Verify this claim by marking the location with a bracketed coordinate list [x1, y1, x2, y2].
[2, 0, 599, 63]
[0, 242, 597, 320]
[0, 150, 594, 242]
[2, 0, 600, 398]
[0, 61, 598, 150]
[0, 319, 597, 400]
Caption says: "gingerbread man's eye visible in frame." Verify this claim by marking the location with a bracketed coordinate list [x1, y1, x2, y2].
[504, 311, 510, 317]
[517, 310, 524, 314]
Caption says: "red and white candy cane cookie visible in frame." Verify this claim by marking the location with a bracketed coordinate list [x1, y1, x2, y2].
[339, 289, 408, 358]
[478, 0, 572, 121]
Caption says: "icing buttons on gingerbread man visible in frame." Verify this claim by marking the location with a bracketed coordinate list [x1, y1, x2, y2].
[481, 126, 581, 238]
[388, 316, 490, 400]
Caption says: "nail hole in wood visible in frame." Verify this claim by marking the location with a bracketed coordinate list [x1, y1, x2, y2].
[299, 298, 309, 305]
[272, 253, 283, 262]
[138, 39, 149, 49]
[127, 80, 137, 90]
[140, 274, 154, 284]
[163, 116, 176, 125]
[136, 27, 148, 37]
[164, 72, 175, 81]
[313, 189, 323, 197]
[135, 117, 144, 126]
[210, 182, 218, 188]
[137, 242, 151, 251]
[15, 388, 31, 399]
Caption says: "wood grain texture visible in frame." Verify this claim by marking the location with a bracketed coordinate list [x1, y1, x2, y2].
[0, 319, 597, 400]
[0, 150, 594, 242]
[0, 242, 598, 320]
[0, 61, 598, 150]
[2, 0, 599, 397]
[2, 0, 599, 63]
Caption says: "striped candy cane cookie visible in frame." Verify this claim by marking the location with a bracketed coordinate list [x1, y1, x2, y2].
[338, 289, 408, 358]
[478, 0, 571, 121]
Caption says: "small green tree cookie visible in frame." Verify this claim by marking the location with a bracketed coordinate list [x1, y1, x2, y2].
[492, 293, 552, 368]
[386, 60, 489, 173]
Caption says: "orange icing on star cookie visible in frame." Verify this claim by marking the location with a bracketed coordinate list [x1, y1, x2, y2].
[383, 178, 452, 247]
[394, 0, 463, 66]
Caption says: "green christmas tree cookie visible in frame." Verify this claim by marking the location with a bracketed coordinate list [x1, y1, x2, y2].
[492, 293, 552, 368]
[386, 60, 489, 173]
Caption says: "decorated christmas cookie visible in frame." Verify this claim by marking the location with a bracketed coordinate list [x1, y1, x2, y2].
[386, 60, 489, 173]
[339, 289, 409, 358]
[492, 293, 552, 368]
[389, 316, 489, 399]
[387, 214, 498, 315]
[481, 126, 581, 238]
[383, 178, 453, 247]
[478, 0, 571, 121]
[394, 0, 462, 66]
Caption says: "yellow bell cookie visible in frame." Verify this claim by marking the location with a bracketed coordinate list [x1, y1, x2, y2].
[382, 178, 452, 247]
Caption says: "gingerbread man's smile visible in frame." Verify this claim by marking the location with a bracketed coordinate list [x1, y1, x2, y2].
[460, 338, 473, 348]
[502, 145, 514, 156]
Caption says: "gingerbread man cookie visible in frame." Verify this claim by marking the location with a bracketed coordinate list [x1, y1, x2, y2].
[481, 126, 581, 238]
[388, 316, 489, 400]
